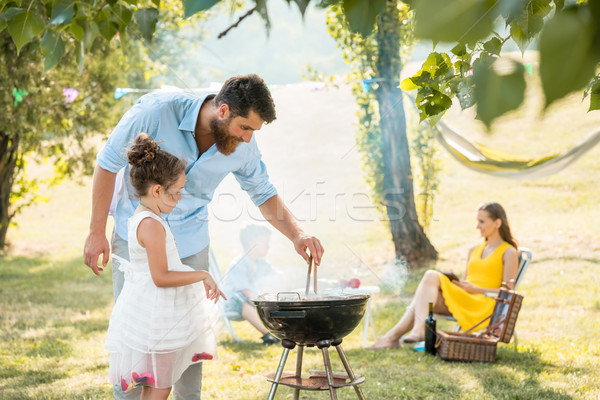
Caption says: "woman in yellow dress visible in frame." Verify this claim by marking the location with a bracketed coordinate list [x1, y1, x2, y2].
[367, 202, 519, 349]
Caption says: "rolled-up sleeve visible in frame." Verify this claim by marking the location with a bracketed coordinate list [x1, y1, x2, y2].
[233, 140, 278, 207]
[96, 99, 161, 172]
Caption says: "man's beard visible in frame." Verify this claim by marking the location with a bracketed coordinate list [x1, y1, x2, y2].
[210, 117, 243, 156]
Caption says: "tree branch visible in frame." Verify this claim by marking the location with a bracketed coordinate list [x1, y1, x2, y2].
[217, 7, 257, 39]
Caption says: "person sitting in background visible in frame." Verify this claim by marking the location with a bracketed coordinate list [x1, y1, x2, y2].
[222, 224, 280, 345]
[367, 202, 519, 349]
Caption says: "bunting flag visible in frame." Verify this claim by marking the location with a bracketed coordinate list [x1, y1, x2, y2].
[12, 88, 28, 107]
[63, 88, 79, 103]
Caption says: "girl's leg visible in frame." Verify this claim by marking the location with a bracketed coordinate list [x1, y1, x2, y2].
[141, 386, 171, 400]
[241, 301, 269, 335]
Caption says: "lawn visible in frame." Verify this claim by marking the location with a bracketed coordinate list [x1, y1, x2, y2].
[1, 80, 600, 399]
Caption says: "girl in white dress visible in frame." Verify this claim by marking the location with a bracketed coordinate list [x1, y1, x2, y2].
[105, 133, 225, 400]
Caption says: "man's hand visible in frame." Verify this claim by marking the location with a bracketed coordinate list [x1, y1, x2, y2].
[83, 231, 110, 276]
[293, 234, 324, 266]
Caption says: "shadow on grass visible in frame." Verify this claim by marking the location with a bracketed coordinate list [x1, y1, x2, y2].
[333, 343, 574, 399]
[218, 338, 275, 357]
[0, 254, 113, 397]
[471, 345, 575, 399]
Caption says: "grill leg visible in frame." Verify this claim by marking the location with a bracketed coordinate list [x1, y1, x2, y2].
[335, 344, 366, 400]
[268, 341, 295, 400]
[317, 340, 338, 400]
[293, 346, 304, 400]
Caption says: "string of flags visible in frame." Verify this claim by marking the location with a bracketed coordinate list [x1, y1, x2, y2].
[11, 88, 80, 107]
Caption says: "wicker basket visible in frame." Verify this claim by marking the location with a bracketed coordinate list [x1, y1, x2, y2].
[436, 331, 498, 362]
[435, 289, 524, 362]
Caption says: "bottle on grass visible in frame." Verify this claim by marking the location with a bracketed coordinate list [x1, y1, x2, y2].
[425, 301, 437, 355]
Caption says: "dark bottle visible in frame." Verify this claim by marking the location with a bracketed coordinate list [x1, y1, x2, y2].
[425, 301, 437, 355]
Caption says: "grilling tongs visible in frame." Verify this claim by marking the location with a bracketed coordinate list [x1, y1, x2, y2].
[304, 254, 317, 297]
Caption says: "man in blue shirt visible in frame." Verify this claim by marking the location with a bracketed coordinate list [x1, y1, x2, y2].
[83, 74, 324, 400]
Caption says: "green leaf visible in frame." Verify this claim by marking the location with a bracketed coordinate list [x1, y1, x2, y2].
[509, 9, 544, 54]
[415, 0, 499, 43]
[289, 0, 310, 16]
[400, 77, 419, 91]
[83, 20, 100, 49]
[529, 0, 553, 18]
[589, 82, 600, 112]
[135, 7, 158, 42]
[97, 20, 118, 41]
[423, 90, 453, 119]
[111, 4, 133, 30]
[483, 37, 502, 55]
[0, 13, 8, 33]
[41, 30, 65, 71]
[152, 0, 161, 7]
[95, 6, 119, 41]
[509, 20, 528, 54]
[5, 8, 45, 54]
[473, 58, 525, 127]
[69, 19, 84, 41]
[501, 0, 525, 25]
[342, 0, 386, 37]
[76, 39, 84, 74]
[451, 43, 467, 57]
[554, 0, 564, 12]
[49, 0, 75, 25]
[449, 77, 474, 110]
[539, 8, 598, 108]
[183, 0, 221, 18]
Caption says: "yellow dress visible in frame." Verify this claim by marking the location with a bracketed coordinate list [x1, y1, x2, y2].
[439, 241, 511, 331]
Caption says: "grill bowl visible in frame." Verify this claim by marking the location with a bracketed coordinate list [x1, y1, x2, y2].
[252, 294, 369, 345]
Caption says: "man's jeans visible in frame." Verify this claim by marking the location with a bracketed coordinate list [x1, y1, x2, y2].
[110, 230, 209, 400]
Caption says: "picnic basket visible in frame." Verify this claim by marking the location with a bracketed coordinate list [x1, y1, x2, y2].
[435, 288, 523, 362]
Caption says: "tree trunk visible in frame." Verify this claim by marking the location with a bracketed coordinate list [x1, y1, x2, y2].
[0, 131, 19, 250]
[375, 1, 438, 266]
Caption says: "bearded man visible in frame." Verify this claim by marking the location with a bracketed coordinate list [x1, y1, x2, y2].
[83, 74, 324, 400]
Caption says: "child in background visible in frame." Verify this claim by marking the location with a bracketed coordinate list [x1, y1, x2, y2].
[105, 133, 226, 400]
[222, 224, 280, 344]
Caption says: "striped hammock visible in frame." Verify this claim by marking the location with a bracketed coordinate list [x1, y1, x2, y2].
[433, 121, 600, 179]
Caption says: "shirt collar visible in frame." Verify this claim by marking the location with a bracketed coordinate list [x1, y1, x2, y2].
[178, 94, 211, 133]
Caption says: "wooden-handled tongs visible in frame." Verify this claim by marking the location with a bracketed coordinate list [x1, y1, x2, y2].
[304, 254, 317, 296]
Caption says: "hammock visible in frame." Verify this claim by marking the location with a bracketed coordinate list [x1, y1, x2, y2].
[433, 120, 600, 179]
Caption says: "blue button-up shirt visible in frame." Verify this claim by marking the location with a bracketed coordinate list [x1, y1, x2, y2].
[96, 91, 278, 258]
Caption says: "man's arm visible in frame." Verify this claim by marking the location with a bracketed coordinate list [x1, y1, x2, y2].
[258, 195, 324, 265]
[83, 165, 117, 275]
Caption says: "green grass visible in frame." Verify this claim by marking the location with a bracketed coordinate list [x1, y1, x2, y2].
[2, 80, 600, 399]
[2, 253, 598, 399]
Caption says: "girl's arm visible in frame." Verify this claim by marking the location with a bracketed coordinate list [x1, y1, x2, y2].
[138, 218, 224, 300]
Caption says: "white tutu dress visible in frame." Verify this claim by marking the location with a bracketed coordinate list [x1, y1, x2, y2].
[105, 211, 218, 391]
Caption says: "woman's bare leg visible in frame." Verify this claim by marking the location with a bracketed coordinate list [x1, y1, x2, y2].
[241, 302, 269, 335]
[368, 270, 442, 348]
[141, 386, 171, 400]
[402, 271, 443, 341]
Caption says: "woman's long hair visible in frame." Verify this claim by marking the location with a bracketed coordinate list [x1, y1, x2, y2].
[479, 202, 518, 249]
